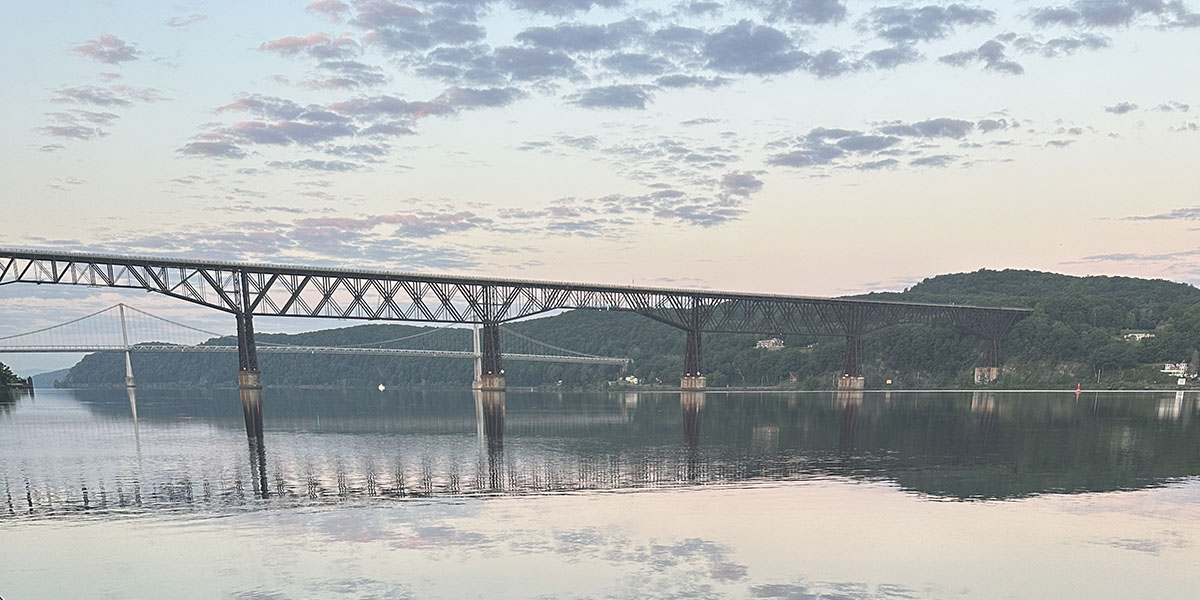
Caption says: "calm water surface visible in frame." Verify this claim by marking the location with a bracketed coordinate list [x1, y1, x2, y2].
[2, 388, 1199, 599]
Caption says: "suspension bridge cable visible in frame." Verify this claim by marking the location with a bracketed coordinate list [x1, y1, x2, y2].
[0, 304, 120, 341]
[499, 326, 602, 358]
[121, 304, 226, 338]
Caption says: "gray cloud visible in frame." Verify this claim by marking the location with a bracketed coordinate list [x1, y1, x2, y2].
[1030, 0, 1200, 28]
[835, 134, 902, 152]
[304, 60, 390, 89]
[865, 4, 996, 44]
[748, 0, 848, 24]
[179, 140, 248, 158]
[602, 52, 672, 76]
[492, 46, 580, 80]
[862, 45, 921, 69]
[1124, 206, 1200, 221]
[720, 171, 764, 196]
[436, 86, 526, 107]
[939, 39, 1025, 74]
[516, 21, 640, 53]
[767, 145, 845, 167]
[512, 0, 624, 17]
[1013, 32, 1111, 57]
[1105, 101, 1139, 114]
[1157, 101, 1191, 112]
[265, 159, 364, 171]
[51, 84, 165, 107]
[571, 84, 655, 109]
[881, 117, 976, 138]
[768, 116, 1014, 172]
[911, 154, 956, 166]
[36, 109, 121, 140]
[72, 34, 141, 64]
[704, 20, 810, 74]
[656, 74, 731, 88]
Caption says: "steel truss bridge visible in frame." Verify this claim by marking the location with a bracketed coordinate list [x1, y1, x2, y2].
[0, 248, 1032, 388]
[0, 302, 630, 387]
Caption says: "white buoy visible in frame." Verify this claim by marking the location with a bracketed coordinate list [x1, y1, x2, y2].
[378, 384, 386, 392]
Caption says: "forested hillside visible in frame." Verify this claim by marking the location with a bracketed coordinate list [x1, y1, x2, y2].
[58, 269, 1200, 389]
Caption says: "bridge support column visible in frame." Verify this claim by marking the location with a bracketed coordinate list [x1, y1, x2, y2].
[236, 272, 264, 443]
[473, 322, 505, 391]
[681, 329, 706, 390]
[974, 337, 1001, 384]
[118, 304, 135, 388]
[837, 334, 864, 389]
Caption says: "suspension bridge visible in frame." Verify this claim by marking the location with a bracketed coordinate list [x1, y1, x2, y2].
[0, 303, 631, 387]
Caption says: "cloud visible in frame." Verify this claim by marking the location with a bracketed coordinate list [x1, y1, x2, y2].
[1157, 101, 1191, 112]
[185, 86, 522, 159]
[835, 134, 902, 152]
[36, 109, 121, 140]
[704, 20, 809, 74]
[767, 145, 845, 167]
[51, 85, 165, 107]
[862, 45, 922, 69]
[265, 159, 364, 171]
[516, 22, 639, 53]
[1013, 32, 1111, 57]
[1030, 0, 1200, 28]
[911, 154, 956, 166]
[304, 61, 389, 89]
[1124, 206, 1200, 221]
[307, 0, 350, 22]
[178, 140, 249, 158]
[435, 86, 526, 108]
[1105, 101, 1139, 114]
[939, 39, 1025, 74]
[881, 117, 976, 138]
[865, 4, 996, 44]
[512, 0, 624, 17]
[571, 84, 655, 109]
[767, 115, 1020, 172]
[656, 74, 731, 88]
[72, 34, 141, 64]
[492, 46, 580, 81]
[260, 33, 361, 59]
[166, 14, 207, 27]
[720, 171, 764, 196]
[749, 0, 848, 24]
[602, 52, 672, 76]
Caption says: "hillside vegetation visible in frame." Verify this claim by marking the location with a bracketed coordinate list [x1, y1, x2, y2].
[58, 269, 1200, 389]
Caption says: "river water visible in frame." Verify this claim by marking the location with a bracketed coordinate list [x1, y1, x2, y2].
[2, 388, 1199, 599]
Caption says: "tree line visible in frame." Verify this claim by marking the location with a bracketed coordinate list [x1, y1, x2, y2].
[56, 269, 1200, 389]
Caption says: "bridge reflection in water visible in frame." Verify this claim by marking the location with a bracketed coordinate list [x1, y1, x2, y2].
[2, 388, 1199, 517]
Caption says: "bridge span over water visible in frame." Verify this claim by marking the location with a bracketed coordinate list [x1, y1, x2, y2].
[0, 248, 1031, 391]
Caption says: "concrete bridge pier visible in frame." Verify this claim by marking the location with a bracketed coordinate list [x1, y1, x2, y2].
[681, 329, 706, 390]
[118, 304, 135, 388]
[473, 322, 505, 391]
[836, 334, 865, 390]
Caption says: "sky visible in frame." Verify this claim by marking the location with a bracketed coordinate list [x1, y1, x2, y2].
[2, 0, 1199, 372]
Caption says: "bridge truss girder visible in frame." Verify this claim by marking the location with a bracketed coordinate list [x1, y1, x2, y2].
[0, 249, 1033, 380]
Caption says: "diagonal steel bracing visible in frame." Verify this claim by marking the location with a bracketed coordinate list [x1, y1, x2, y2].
[0, 248, 1033, 377]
